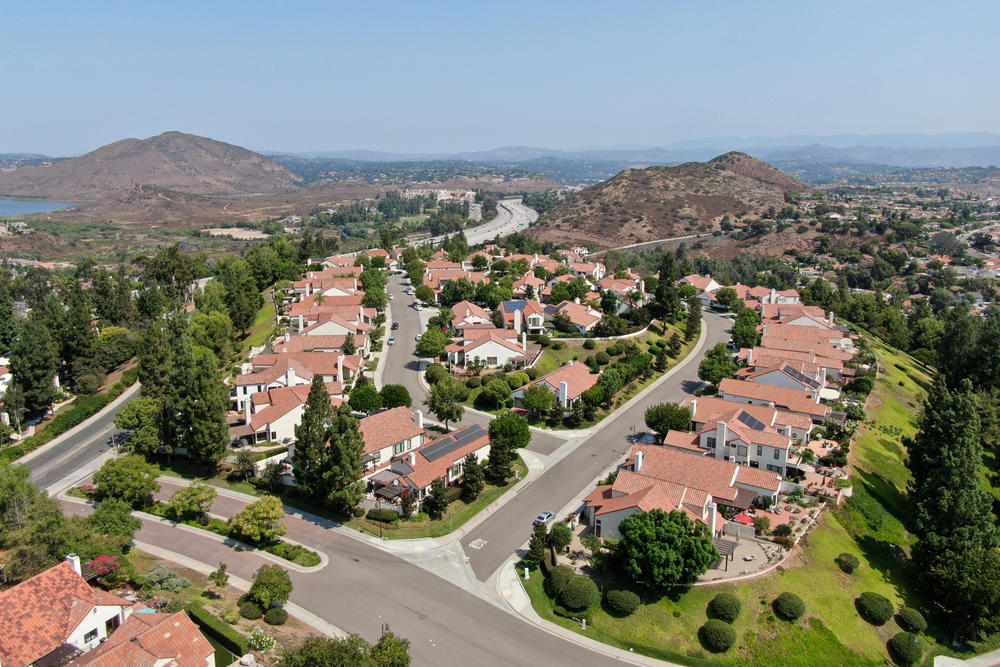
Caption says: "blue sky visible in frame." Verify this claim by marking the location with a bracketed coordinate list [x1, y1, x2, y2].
[2, 1, 997, 155]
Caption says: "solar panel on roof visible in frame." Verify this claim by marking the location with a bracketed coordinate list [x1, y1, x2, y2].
[737, 411, 768, 431]
[783, 365, 819, 388]
[421, 424, 488, 462]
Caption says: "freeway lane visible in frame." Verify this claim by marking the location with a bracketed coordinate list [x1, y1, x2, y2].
[25, 383, 139, 493]
[461, 311, 732, 580]
[413, 198, 538, 248]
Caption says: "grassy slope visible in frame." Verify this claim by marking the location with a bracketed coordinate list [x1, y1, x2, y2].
[525, 337, 936, 666]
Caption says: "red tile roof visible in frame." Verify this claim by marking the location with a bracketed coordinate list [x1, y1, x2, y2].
[72, 611, 214, 667]
[359, 407, 424, 455]
[524, 362, 598, 401]
[552, 300, 602, 328]
[718, 378, 830, 419]
[0, 562, 132, 667]
[404, 426, 489, 489]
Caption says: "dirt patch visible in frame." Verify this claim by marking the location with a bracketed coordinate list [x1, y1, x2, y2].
[204, 228, 270, 239]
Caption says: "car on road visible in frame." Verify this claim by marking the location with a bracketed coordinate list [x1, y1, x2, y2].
[387, 337, 396, 345]
[391, 322, 399, 330]
[533, 511, 555, 526]
[414, 303, 423, 311]
[406, 288, 415, 295]
[414, 334, 421, 341]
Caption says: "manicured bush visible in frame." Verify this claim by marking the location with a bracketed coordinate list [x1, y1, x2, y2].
[773, 592, 805, 621]
[585, 355, 598, 370]
[604, 589, 640, 617]
[425, 363, 448, 385]
[773, 524, 793, 537]
[559, 575, 598, 612]
[773, 536, 795, 550]
[656, 339, 669, 349]
[606, 345, 620, 355]
[536, 334, 551, 347]
[699, 618, 736, 653]
[146, 565, 190, 593]
[857, 591, 893, 626]
[264, 607, 288, 625]
[352, 507, 365, 518]
[583, 339, 596, 350]
[896, 607, 927, 634]
[239, 599, 264, 619]
[888, 632, 924, 666]
[186, 604, 249, 656]
[707, 593, 741, 623]
[365, 508, 399, 524]
[595, 351, 610, 365]
[507, 375, 525, 389]
[466, 376, 481, 389]
[525, 367, 540, 380]
[547, 565, 574, 597]
[836, 552, 860, 573]
[552, 341, 564, 350]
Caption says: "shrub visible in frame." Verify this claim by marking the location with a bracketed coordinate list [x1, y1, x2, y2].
[547, 565, 574, 597]
[656, 339, 669, 348]
[186, 604, 249, 656]
[239, 599, 264, 619]
[507, 374, 525, 389]
[753, 516, 770, 535]
[857, 591, 893, 626]
[699, 619, 736, 653]
[425, 363, 448, 385]
[707, 593, 741, 623]
[536, 334, 551, 347]
[773, 524, 793, 537]
[888, 632, 924, 666]
[559, 575, 598, 612]
[836, 552, 860, 573]
[552, 341, 564, 350]
[606, 345, 620, 355]
[773, 592, 805, 621]
[220, 608, 240, 625]
[896, 607, 927, 634]
[146, 565, 190, 593]
[525, 367, 540, 380]
[466, 376, 481, 389]
[604, 589, 640, 617]
[773, 536, 795, 550]
[583, 339, 596, 350]
[595, 351, 610, 365]
[248, 627, 275, 653]
[352, 507, 365, 518]
[366, 508, 399, 523]
[264, 607, 288, 625]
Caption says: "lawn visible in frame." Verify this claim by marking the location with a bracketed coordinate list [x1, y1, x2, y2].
[524, 334, 942, 666]
[239, 288, 277, 356]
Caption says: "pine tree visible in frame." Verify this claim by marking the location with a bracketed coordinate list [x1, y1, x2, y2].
[183, 347, 229, 468]
[61, 282, 98, 377]
[138, 320, 173, 402]
[685, 295, 701, 342]
[320, 406, 365, 515]
[10, 312, 58, 414]
[292, 377, 334, 502]
[461, 453, 485, 502]
[526, 521, 549, 567]
[0, 287, 18, 351]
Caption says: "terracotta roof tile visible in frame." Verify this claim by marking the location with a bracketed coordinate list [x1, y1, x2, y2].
[72, 611, 214, 667]
[359, 407, 424, 455]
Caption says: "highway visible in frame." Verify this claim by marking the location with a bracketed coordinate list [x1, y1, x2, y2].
[413, 198, 538, 248]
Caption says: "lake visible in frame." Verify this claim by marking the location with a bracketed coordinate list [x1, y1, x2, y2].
[0, 198, 77, 216]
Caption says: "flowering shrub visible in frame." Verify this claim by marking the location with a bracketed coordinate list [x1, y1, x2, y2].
[248, 627, 276, 653]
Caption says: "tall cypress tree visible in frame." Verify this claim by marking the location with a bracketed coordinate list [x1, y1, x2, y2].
[321, 406, 365, 515]
[0, 287, 18, 351]
[292, 377, 334, 502]
[184, 347, 229, 468]
[906, 378, 1000, 636]
[685, 295, 702, 341]
[62, 282, 99, 380]
[10, 313, 58, 414]
[138, 319, 173, 402]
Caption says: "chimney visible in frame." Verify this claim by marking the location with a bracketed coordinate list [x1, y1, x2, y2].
[770, 288, 777, 303]
[768, 401, 775, 408]
[244, 400, 251, 425]
[828, 311, 834, 326]
[574, 297, 580, 304]
[286, 365, 297, 386]
[690, 398, 698, 420]
[337, 355, 344, 381]
[65, 553, 81, 576]
[521, 332, 527, 351]
[567, 359, 573, 367]
[514, 307, 522, 332]
[408, 451, 416, 466]
[416, 410, 423, 429]
[638, 279, 645, 295]
[285, 332, 290, 343]
[714, 421, 727, 460]
[635, 449, 643, 472]
[559, 380, 569, 407]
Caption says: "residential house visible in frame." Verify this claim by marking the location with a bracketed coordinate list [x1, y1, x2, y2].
[511, 360, 598, 412]
[718, 378, 832, 423]
[545, 300, 602, 334]
[231, 352, 360, 411]
[568, 261, 606, 281]
[359, 407, 427, 473]
[685, 395, 814, 443]
[598, 277, 646, 314]
[500, 300, 546, 333]
[231, 382, 344, 445]
[0, 556, 135, 667]
[759, 303, 835, 328]
[512, 272, 546, 298]
[449, 300, 493, 333]
[446, 329, 530, 369]
[693, 408, 793, 475]
[271, 331, 370, 357]
[679, 274, 721, 294]
[71, 610, 214, 667]
[368, 424, 491, 501]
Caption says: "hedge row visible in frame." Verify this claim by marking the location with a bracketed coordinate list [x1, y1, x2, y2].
[186, 603, 249, 656]
[0, 372, 138, 465]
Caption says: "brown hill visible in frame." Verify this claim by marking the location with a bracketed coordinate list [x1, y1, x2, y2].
[0, 131, 301, 200]
[529, 152, 808, 249]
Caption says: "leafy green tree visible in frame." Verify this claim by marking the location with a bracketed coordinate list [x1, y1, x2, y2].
[248, 564, 293, 608]
[460, 453, 485, 502]
[349, 384, 382, 414]
[684, 295, 701, 341]
[415, 285, 435, 304]
[293, 377, 335, 501]
[181, 347, 229, 467]
[138, 319, 173, 403]
[10, 312, 58, 415]
[549, 522, 572, 550]
[190, 310, 234, 363]
[114, 397, 163, 458]
[228, 495, 287, 544]
[714, 287, 738, 310]
[342, 332, 356, 355]
[668, 332, 683, 357]
[218, 257, 264, 334]
[617, 509, 718, 593]
[520, 383, 556, 416]
[486, 411, 528, 484]
[731, 306, 761, 349]
[482, 379, 511, 409]
[416, 328, 449, 359]
[525, 521, 548, 567]
[698, 343, 738, 386]
[278, 633, 411, 667]
[644, 403, 692, 440]
[209, 562, 229, 590]
[421, 478, 449, 519]
[380, 384, 411, 408]
[0, 287, 18, 350]
[87, 496, 141, 539]
[193, 280, 228, 314]
[321, 407, 366, 515]
[93, 456, 160, 508]
[4, 383, 26, 434]
[424, 376, 465, 430]
[166, 482, 217, 520]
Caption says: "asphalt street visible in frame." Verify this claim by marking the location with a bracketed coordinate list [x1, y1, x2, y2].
[414, 198, 538, 248]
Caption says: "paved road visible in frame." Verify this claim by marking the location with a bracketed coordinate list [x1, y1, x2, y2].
[25, 384, 139, 493]
[413, 198, 538, 248]
[460, 311, 731, 580]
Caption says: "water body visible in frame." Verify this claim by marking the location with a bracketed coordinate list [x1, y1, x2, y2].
[0, 198, 77, 216]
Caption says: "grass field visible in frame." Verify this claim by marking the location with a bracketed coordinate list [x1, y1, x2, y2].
[239, 289, 276, 356]
[524, 335, 945, 666]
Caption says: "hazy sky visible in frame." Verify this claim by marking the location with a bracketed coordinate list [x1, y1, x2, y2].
[2, 1, 998, 155]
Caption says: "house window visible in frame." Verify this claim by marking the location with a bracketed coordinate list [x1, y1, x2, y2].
[487, 357, 498, 366]
[773, 448, 780, 460]
[706, 436, 717, 449]
[749, 460, 759, 468]
[84, 629, 98, 643]
[393, 441, 408, 456]
[449, 462, 463, 479]
[766, 464, 782, 473]
[737, 445, 748, 457]
[105, 615, 120, 635]
[756, 445, 763, 457]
